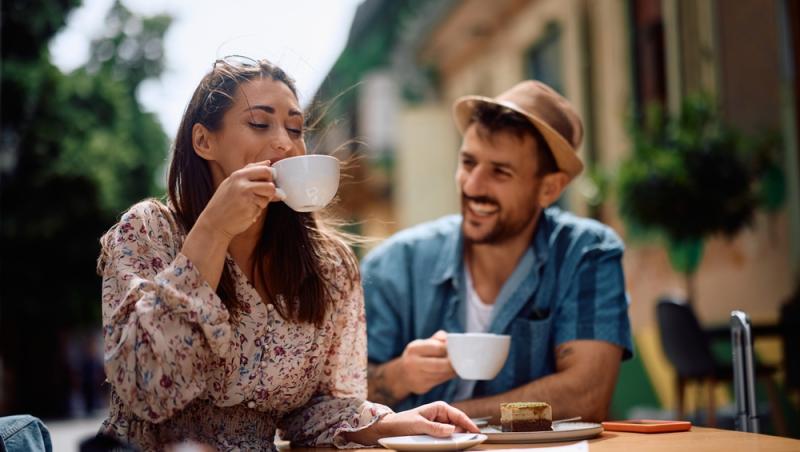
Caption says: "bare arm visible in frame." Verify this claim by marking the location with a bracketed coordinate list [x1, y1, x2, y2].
[367, 360, 409, 407]
[452, 340, 623, 422]
[181, 218, 230, 290]
[367, 331, 456, 408]
[180, 161, 282, 289]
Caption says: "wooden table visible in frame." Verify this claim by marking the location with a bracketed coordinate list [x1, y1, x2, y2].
[289, 427, 800, 452]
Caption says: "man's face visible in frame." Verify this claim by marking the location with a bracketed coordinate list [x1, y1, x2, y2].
[456, 124, 544, 245]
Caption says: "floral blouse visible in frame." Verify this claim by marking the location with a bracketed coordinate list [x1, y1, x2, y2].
[98, 200, 392, 451]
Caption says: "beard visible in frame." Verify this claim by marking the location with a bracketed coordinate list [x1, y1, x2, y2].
[461, 193, 540, 245]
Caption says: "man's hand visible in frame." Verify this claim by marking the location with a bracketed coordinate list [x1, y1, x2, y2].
[400, 330, 457, 395]
[367, 331, 457, 407]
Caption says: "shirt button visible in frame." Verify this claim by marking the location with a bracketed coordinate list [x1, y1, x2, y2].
[247, 401, 256, 409]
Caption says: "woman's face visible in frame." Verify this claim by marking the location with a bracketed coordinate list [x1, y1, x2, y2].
[200, 77, 306, 185]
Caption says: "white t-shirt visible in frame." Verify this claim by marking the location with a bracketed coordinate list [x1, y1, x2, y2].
[453, 266, 495, 401]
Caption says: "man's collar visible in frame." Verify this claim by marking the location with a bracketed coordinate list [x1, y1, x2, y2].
[531, 207, 553, 266]
[430, 220, 464, 286]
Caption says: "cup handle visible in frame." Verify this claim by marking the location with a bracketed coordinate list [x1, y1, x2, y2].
[268, 166, 286, 200]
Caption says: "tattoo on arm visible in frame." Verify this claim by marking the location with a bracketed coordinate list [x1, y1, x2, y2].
[558, 346, 574, 360]
[368, 362, 400, 407]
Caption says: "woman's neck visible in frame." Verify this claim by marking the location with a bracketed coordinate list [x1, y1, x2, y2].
[228, 207, 267, 276]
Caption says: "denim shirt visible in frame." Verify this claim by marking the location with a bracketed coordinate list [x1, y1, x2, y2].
[0, 415, 52, 452]
[361, 207, 633, 411]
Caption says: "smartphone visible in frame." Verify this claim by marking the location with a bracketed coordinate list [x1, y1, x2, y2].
[601, 419, 692, 433]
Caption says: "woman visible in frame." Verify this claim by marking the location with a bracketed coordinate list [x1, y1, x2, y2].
[97, 57, 477, 450]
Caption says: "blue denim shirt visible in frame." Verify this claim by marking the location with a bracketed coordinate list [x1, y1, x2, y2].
[362, 207, 633, 411]
[0, 415, 52, 452]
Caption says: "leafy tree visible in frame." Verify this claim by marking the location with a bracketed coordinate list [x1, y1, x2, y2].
[1, 0, 172, 417]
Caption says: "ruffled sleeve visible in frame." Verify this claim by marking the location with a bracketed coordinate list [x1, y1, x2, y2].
[99, 200, 233, 423]
[279, 250, 393, 448]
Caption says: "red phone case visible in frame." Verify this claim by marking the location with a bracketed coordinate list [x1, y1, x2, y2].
[602, 419, 692, 433]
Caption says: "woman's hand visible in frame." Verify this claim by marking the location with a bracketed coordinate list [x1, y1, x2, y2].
[198, 160, 285, 239]
[180, 160, 284, 290]
[344, 401, 479, 445]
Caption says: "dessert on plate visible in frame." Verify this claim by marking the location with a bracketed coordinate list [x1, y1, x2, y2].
[500, 402, 552, 432]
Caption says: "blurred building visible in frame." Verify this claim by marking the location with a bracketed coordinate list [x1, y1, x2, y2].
[314, 0, 799, 427]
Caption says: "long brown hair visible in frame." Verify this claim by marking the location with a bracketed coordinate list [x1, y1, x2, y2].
[167, 57, 357, 326]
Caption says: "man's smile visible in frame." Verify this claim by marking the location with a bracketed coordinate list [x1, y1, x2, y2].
[466, 199, 500, 217]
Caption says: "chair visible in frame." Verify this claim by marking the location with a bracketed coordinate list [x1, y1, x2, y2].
[656, 297, 785, 433]
[779, 294, 800, 405]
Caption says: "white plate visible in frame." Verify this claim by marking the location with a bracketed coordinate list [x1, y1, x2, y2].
[481, 422, 603, 443]
[378, 433, 488, 451]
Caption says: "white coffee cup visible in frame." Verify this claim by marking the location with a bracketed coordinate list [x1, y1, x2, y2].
[446, 333, 511, 380]
[271, 155, 340, 212]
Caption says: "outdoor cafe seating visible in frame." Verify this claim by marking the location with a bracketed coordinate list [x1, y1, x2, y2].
[656, 297, 786, 434]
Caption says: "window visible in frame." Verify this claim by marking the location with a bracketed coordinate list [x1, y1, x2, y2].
[631, 0, 667, 116]
[526, 23, 564, 94]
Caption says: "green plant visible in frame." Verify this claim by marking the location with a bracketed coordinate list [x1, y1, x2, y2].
[1, 0, 171, 417]
[617, 95, 781, 302]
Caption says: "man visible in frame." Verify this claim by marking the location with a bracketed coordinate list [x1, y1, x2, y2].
[362, 81, 632, 422]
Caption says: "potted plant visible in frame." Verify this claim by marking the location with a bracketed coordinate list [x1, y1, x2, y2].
[617, 95, 781, 303]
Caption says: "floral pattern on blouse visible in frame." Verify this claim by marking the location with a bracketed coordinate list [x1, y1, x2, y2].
[98, 200, 392, 451]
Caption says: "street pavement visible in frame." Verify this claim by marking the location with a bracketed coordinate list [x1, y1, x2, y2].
[46, 412, 106, 452]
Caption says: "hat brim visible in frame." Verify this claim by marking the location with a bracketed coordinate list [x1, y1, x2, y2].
[453, 95, 584, 181]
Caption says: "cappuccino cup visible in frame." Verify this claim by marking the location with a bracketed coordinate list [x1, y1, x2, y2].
[446, 333, 511, 380]
[271, 155, 340, 212]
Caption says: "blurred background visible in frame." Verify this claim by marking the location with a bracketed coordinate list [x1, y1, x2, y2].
[2, 0, 799, 448]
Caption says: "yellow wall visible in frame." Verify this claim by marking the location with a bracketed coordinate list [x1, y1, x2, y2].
[394, 106, 461, 228]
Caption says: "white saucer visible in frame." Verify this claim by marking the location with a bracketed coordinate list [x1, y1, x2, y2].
[481, 422, 603, 443]
[378, 433, 487, 451]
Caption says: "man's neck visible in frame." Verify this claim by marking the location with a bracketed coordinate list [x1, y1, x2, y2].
[464, 213, 540, 304]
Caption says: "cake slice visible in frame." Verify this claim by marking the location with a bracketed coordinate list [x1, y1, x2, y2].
[500, 402, 552, 432]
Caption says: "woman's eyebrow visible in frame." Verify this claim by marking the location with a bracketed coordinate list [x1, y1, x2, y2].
[245, 105, 275, 114]
[245, 105, 303, 117]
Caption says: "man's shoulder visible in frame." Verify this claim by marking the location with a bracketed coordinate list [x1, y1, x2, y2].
[544, 207, 624, 252]
[363, 215, 461, 265]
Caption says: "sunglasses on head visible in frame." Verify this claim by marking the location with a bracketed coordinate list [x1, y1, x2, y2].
[213, 55, 260, 69]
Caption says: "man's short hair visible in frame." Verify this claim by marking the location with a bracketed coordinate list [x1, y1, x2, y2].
[468, 103, 559, 176]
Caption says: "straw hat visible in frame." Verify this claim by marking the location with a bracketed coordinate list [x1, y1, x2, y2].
[453, 80, 584, 180]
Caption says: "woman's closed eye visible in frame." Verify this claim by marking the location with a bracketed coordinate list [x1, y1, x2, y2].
[248, 121, 269, 129]
[248, 122, 302, 138]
